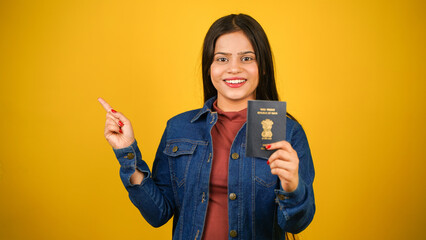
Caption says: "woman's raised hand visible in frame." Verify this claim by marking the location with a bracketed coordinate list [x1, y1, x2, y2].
[98, 97, 135, 149]
[266, 141, 300, 193]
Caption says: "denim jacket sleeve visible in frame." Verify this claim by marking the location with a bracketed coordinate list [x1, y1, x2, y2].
[112, 128, 175, 228]
[274, 121, 316, 233]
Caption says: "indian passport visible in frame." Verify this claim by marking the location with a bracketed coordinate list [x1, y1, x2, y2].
[246, 100, 287, 159]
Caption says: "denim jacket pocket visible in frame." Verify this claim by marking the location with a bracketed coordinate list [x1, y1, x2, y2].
[254, 158, 278, 188]
[163, 139, 197, 188]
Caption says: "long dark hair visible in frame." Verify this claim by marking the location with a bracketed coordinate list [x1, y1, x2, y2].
[201, 15, 299, 239]
[202, 13, 297, 121]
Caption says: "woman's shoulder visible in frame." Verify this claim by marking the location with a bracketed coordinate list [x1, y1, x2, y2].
[286, 116, 307, 140]
[167, 108, 204, 126]
[286, 116, 300, 130]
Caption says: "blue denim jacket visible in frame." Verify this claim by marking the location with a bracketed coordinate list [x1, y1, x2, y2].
[113, 97, 315, 239]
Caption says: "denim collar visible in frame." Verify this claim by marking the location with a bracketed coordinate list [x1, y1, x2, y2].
[190, 96, 217, 123]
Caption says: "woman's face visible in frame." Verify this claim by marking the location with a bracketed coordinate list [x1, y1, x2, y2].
[210, 31, 259, 111]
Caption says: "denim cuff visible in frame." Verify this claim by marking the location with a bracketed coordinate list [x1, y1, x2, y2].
[274, 177, 306, 207]
[113, 140, 151, 187]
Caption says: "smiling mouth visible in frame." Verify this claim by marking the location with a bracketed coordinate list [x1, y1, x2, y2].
[225, 79, 247, 84]
[224, 78, 247, 88]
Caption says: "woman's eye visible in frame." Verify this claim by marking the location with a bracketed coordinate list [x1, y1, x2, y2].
[241, 56, 254, 62]
[216, 57, 228, 62]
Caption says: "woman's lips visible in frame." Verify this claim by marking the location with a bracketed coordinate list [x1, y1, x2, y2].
[224, 78, 247, 88]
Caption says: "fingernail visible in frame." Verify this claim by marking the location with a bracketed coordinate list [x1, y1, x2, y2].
[266, 145, 271, 149]
[118, 121, 124, 127]
[119, 128, 123, 133]
[111, 109, 117, 113]
[267, 160, 270, 165]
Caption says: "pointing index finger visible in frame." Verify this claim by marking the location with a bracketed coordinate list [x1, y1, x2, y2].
[98, 97, 112, 112]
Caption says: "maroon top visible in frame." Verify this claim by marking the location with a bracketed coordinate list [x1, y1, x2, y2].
[202, 101, 247, 239]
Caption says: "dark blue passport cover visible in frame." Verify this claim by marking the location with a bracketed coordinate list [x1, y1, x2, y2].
[246, 100, 287, 159]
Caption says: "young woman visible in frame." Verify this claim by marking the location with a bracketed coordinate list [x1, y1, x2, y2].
[99, 14, 315, 239]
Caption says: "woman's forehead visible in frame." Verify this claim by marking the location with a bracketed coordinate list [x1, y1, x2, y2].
[214, 31, 254, 53]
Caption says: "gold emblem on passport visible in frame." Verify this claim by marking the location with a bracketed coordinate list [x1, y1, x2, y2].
[261, 119, 273, 140]
[247, 100, 286, 158]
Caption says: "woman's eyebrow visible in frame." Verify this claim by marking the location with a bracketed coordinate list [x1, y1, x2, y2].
[238, 51, 255, 55]
[214, 52, 231, 56]
[214, 51, 255, 55]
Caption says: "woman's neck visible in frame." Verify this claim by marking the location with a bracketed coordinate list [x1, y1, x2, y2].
[216, 98, 249, 112]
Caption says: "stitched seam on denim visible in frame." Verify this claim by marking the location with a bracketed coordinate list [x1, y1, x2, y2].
[289, 121, 296, 145]
[252, 157, 256, 240]
[190, 143, 210, 239]
[141, 182, 165, 224]
[128, 144, 137, 187]
[190, 106, 211, 123]
[209, 112, 216, 124]
[180, 147, 195, 188]
[130, 144, 137, 171]
[178, 181, 185, 240]
[283, 207, 290, 221]
[164, 141, 207, 158]
[166, 139, 208, 145]
[272, 200, 277, 239]
[227, 125, 244, 239]
[291, 122, 315, 186]
[197, 135, 214, 238]
[166, 143, 198, 189]
[238, 142, 243, 240]
[165, 139, 208, 150]
[164, 145, 196, 156]
[176, 177, 185, 188]
[276, 189, 290, 222]
[168, 156, 181, 211]
[254, 176, 277, 188]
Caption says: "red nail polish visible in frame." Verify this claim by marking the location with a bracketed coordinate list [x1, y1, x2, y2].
[267, 160, 270, 165]
[119, 128, 123, 133]
[266, 145, 271, 149]
[111, 109, 117, 113]
[118, 121, 124, 127]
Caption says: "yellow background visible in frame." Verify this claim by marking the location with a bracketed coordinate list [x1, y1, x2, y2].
[1, 0, 425, 239]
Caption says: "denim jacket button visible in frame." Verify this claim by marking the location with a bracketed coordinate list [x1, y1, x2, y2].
[231, 153, 239, 159]
[229, 193, 237, 200]
[230, 230, 237, 238]
[127, 153, 135, 159]
[278, 194, 289, 201]
[172, 146, 178, 153]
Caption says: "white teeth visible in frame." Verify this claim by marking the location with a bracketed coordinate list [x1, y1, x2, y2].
[225, 79, 246, 84]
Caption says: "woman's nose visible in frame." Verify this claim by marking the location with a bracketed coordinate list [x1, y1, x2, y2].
[227, 59, 242, 74]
